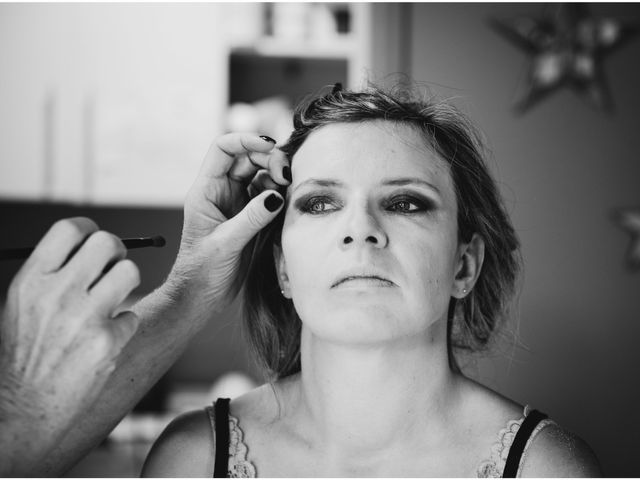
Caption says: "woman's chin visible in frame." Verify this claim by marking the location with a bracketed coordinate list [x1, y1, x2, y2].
[300, 306, 416, 345]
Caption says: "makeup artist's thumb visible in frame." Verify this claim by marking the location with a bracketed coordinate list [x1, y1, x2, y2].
[220, 190, 284, 248]
[109, 311, 140, 351]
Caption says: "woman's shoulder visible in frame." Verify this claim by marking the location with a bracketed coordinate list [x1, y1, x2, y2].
[141, 408, 215, 477]
[518, 422, 603, 477]
[457, 376, 602, 476]
[141, 384, 276, 477]
[456, 375, 525, 433]
[230, 382, 279, 419]
[230, 377, 297, 427]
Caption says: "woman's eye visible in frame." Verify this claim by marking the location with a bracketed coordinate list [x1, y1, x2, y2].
[310, 200, 327, 213]
[300, 196, 338, 214]
[387, 197, 429, 213]
[389, 200, 416, 212]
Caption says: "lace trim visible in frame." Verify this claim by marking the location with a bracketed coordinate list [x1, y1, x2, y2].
[476, 406, 555, 478]
[205, 405, 257, 478]
[476, 407, 527, 478]
[228, 414, 257, 478]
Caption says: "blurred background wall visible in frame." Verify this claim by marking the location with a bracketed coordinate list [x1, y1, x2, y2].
[0, 3, 638, 476]
[406, 4, 640, 477]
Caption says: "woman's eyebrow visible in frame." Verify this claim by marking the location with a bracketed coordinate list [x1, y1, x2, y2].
[291, 178, 345, 195]
[382, 178, 440, 194]
[290, 178, 440, 195]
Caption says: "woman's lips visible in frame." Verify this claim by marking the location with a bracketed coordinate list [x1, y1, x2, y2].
[331, 275, 396, 288]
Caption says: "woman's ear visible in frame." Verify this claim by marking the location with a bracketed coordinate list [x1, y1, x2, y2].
[452, 233, 485, 299]
[273, 244, 291, 298]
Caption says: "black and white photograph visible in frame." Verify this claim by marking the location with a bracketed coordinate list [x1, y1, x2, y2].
[0, 2, 639, 477]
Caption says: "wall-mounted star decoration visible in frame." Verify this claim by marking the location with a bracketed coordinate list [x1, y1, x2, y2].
[612, 208, 640, 271]
[490, 4, 638, 113]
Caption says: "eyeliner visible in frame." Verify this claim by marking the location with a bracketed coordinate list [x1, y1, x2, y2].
[0, 235, 166, 261]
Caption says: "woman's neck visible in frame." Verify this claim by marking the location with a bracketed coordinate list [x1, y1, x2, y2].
[284, 319, 461, 459]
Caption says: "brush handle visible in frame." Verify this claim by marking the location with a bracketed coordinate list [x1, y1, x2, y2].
[0, 236, 166, 261]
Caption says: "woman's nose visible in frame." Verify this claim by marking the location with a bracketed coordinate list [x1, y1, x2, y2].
[340, 205, 388, 249]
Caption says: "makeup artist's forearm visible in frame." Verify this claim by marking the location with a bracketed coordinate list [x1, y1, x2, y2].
[40, 279, 214, 475]
[0, 371, 81, 476]
[0, 381, 54, 475]
[0, 415, 46, 476]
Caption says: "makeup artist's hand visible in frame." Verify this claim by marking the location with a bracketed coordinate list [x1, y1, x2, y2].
[168, 133, 289, 313]
[0, 217, 140, 476]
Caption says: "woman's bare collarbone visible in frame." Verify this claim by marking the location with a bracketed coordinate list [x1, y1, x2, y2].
[227, 376, 523, 477]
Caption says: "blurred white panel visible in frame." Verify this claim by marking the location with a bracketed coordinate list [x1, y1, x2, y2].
[0, 3, 227, 205]
[0, 5, 56, 199]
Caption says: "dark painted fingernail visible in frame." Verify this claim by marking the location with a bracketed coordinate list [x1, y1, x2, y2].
[259, 135, 276, 144]
[264, 193, 284, 212]
[282, 165, 292, 182]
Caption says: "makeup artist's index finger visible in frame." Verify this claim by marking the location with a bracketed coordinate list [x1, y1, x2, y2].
[249, 148, 291, 185]
[204, 133, 279, 178]
[25, 217, 99, 273]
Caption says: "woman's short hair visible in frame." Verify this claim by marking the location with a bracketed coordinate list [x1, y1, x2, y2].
[243, 83, 521, 379]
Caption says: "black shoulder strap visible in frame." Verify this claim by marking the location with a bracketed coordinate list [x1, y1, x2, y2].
[213, 398, 231, 478]
[502, 409, 548, 478]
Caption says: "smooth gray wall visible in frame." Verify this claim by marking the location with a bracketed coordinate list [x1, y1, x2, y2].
[406, 3, 640, 476]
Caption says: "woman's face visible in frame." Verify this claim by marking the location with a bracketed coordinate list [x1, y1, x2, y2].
[277, 120, 465, 345]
